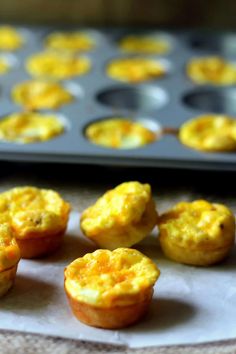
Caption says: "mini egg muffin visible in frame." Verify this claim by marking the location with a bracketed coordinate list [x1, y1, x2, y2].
[0, 186, 70, 258]
[158, 200, 235, 266]
[179, 115, 236, 152]
[45, 31, 95, 53]
[106, 57, 166, 83]
[80, 181, 157, 250]
[119, 35, 170, 54]
[187, 56, 236, 85]
[0, 57, 10, 74]
[26, 51, 91, 79]
[12, 80, 73, 110]
[85, 118, 157, 149]
[64, 248, 160, 329]
[0, 112, 65, 143]
[0, 26, 23, 51]
[0, 224, 21, 297]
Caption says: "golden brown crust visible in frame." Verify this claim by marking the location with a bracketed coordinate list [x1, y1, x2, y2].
[0, 264, 18, 297]
[16, 230, 64, 259]
[160, 235, 233, 266]
[65, 286, 153, 329]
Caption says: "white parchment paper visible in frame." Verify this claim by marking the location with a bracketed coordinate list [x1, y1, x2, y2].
[0, 211, 236, 348]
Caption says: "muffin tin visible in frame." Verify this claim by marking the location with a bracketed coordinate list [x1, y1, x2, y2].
[0, 25, 236, 170]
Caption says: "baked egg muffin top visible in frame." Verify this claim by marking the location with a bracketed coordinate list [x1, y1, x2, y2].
[106, 57, 166, 83]
[0, 112, 65, 143]
[158, 200, 235, 250]
[85, 118, 157, 149]
[119, 35, 170, 54]
[0, 224, 20, 272]
[65, 248, 160, 307]
[12, 80, 73, 110]
[0, 186, 70, 239]
[0, 26, 23, 51]
[179, 115, 236, 152]
[26, 51, 91, 79]
[81, 181, 154, 236]
[187, 56, 236, 85]
[45, 31, 95, 53]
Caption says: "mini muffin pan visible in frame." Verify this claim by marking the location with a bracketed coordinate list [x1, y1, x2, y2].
[1, 25, 236, 170]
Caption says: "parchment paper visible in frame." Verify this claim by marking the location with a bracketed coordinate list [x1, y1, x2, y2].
[0, 211, 236, 348]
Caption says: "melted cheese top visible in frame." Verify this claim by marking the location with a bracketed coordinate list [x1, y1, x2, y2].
[0, 112, 65, 143]
[45, 32, 95, 52]
[187, 56, 236, 84]
[65, 248, 160, 307]
[81, 181, 152, 236]
[26, 52, 91, 79]
[179, 115, 236, 152]
[85, 118, 157, 149]
[12, 80, 73, 110]
[0, 224, 20, 272]
[119, 35, 170, 54]
[0, 186, 70, 239]
[158, 200, 235, 250]
[106, 57, 166, 83]
[0, 26, 23, 51]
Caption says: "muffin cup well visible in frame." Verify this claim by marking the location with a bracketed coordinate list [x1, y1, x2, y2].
[0, 264, 18, 297]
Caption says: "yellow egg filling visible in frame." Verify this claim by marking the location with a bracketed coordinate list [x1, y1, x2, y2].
[0, 224, 20, 272]
[65, 248, 160, 307]
[26, 51, 91, 79]
[106, 57, 166, 83]
[187, 56, 236, 85]
[0, 112, 65, 143]
[45, 32, 95, 52]
[119, 35, 170, 54]
[85, 118, 157, 149]
[0, 26, 23, 51]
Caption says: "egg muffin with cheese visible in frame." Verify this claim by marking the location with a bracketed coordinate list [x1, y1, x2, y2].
[45, 31, 95, 53]
[158, 200, 235, 266]
[26, 51, 91, 79]
[80, 181, 157, 250]
[0, 186, 70, 258]
[106, 57, 166, 83]
[0, 223, 21, 297]
[187, 56, 236, 85]
[0, 57, 10, 74]
[64, 248, 160, 328]
[0, 112, 65, 144]
[119, 35, 170, 54]
[85, 118, 157, 149]
[0, 26, 23, 51]
[12, 80, 74, 110]
[179, 115, 236, 152]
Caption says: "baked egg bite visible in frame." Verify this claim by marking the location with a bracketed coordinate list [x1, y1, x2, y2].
[0, 112, 65, 144]
[158, 200, 235, 266]
[12, 80, 74, 110]
[26, 51, 91, 79]
[0, 223, 20, 297]
[187, 56, 236, 85]
[45, 31, 95, 53]
[0, 26, 23, 51]
[64, 248, 160, 329]
[106, 57, 166, 83]
[80, 181, 157, 250]
[0, 186, 70, 258]
[119, 35, 170, 54]
[85, 118, 157, 149]
[179, 115, 236, 152]
[0, 57, 10, 74]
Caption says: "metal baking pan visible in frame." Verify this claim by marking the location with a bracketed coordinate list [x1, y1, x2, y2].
[0, 25, 236, 170]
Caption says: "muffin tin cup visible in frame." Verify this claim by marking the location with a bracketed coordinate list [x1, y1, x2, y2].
[0, 25, 236, 170]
